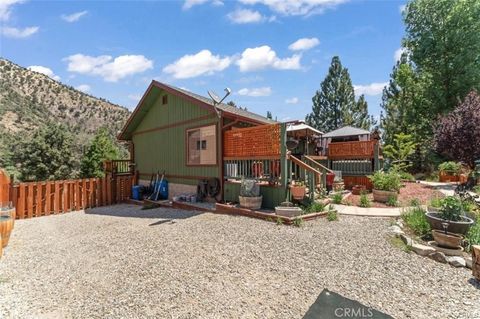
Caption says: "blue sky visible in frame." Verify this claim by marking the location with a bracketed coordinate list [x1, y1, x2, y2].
[0, 0, 406, 122]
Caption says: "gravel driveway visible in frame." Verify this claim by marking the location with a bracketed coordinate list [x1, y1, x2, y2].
[0, 204, 478, 319]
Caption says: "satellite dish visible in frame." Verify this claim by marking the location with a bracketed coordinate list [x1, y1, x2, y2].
[208, 90, 221, 104]
[207, 87, 231, 118]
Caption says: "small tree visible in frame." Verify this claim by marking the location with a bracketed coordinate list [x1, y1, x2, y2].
[383, 133, 417, 171]
[15, 123, 76, 181]
[433, 91, 480, 168]
[80, 128, 122, 178]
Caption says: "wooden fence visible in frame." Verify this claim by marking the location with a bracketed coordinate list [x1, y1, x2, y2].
[0, 171, 135, 219]
[328, 140, 377, 160]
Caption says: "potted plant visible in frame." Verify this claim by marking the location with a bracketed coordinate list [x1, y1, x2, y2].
[290, 180, 306, 201]
[238, 178, 262, 210]
[368, 171, 401, 203]
[426, 196, 474, 235]
[438, 161, 461, 182]
[275, 201, 303, 217]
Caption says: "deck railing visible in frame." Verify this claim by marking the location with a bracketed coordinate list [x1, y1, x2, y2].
[104, 160, 134, 175]
[224, 156, 281, 183]
[328, 140, 378, 159]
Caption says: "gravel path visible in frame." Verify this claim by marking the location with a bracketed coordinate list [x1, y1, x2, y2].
[0, 204, 478, 319]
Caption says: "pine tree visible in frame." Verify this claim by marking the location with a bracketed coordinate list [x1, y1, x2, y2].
[80, 128, 122, 178]
[306, 56, 371, 132]
[14, 123, 76, 181]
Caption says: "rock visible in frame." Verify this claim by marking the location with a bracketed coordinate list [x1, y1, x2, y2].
[446, 256, 466, 268]
[387, 225, 404, 236]
[400, 234, 413, 246]
[412, 243, 436, 256]
[429, 251, 447, 264]
[395, 220, 404, 229]
[465, 257, 473, 269]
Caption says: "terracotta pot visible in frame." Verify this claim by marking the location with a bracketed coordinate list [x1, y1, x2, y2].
[439, 171, 459, 183]
[0, 215, 14, 248]
[473, 245, 480, 281]
[290, 186, 306, 200]
[372, 189, 397, 203]
[432, 230, 463, 249]
[239, 196, 262, 210]
[352, 185, 366, 195]
[425, 211, 474, 235]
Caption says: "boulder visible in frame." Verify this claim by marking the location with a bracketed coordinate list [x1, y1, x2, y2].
[412, 243, 436, 256]
[446, 256, 466, 268]
[400, 234, 413, 246]
[429, 251, 447, 264]
[395, 220, 404, 229]
[387, 225, 404, 236]
[465, 257, 473, 269]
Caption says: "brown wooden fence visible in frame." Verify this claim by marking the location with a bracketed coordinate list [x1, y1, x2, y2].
[0, 171, 135, 219]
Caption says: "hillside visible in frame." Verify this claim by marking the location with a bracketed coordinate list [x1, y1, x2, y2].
[0, 58, 131, 178]
[0, 58, 130, 138]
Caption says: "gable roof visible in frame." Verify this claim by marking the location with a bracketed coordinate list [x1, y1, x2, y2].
[322, 126, 370, 138]
[118, 80, 276, 140]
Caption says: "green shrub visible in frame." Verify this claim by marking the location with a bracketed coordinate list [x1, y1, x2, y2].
[305, 202, 325, 213]
[465, 222, 480, 252]
[398, 171, 415, 181]
[429, 196, 443, 208]
[473, 186, 480, 195]
[368, 171, 401, 192]
[276, 217, 284, 225]
[240, 178, 260, 197]
[402, 206, 430, 236]
[438, 161, 461, 174]
[387, 195, 398, 207]
[439, 196, 463, 221]
[327, 210, 338, 221]
[359, 193, 371, 208]
[409, 198, 421, 207]
[293, 217, 304, 227]
[331, 193, 343, 204]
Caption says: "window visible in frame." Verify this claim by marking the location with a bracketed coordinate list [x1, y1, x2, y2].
[186, 125, 217, 165]
[162, 95, 168, 105]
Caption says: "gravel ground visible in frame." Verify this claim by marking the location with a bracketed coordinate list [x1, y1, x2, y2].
[344, 183, 444, 208]
[0, 204, 479, 319]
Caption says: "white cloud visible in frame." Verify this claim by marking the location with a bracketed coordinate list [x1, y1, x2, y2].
[236, 45, 301, 72]
[394, 47, 405, 62]
[288, 37, 320, 51]
[28, 65, 61, 81]
[75, 84, 91, 93]
[0, 0, 23, 21]
[227, 9, 264, 24]
[237, 87, 272, 97]
[163, 50, 231, 79]
[61, 10, 88, 23]
[239, 0, 348, 16]
[285, 97, 299, 104]
[64, 54, 153, 82]
[353, 82, 388, 96]
[183, 0, 209, 9]
[1, 26, 38, 38]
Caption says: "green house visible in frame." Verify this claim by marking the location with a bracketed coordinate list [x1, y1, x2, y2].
[118, 81, 281, 205]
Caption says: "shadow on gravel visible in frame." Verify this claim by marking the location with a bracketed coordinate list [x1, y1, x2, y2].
[468, 278, 480, 290]
[85, 204, 203, 220]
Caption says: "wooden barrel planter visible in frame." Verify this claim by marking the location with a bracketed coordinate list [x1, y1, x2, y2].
[0, 215, 14, 248]
[372, 189, 397, 203]
[239, 196, 263, 210]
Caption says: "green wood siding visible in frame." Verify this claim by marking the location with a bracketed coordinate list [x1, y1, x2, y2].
[132, 89, 220, 185]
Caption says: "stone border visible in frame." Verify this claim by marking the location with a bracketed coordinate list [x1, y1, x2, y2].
[388, 221, 473, 269]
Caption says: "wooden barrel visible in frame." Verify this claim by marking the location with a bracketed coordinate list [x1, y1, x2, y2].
[0, 215, 13, 248]
[473, 245, 480, 281]
[1, 207, 15, 227]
